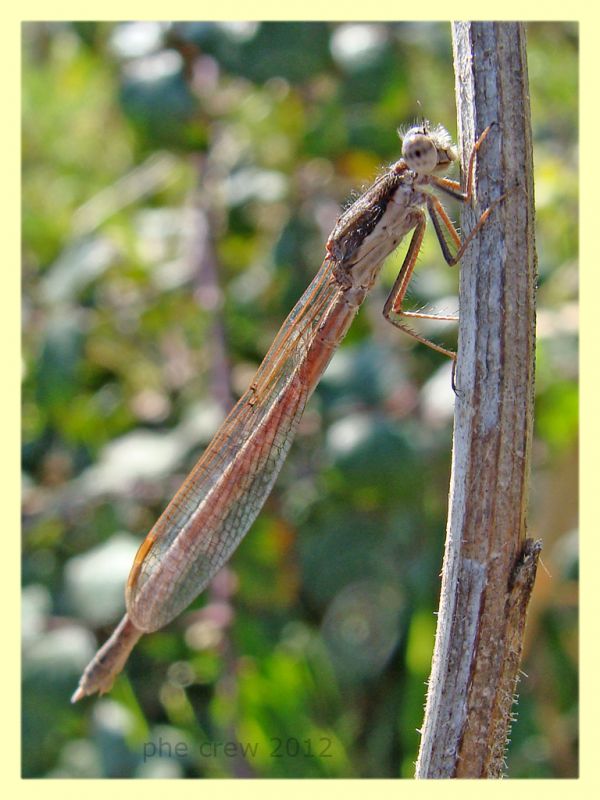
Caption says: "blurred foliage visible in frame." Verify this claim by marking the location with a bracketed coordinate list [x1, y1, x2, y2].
[22, 21, 578, 778]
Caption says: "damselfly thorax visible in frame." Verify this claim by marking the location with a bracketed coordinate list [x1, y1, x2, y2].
[326, 120, 499, 358]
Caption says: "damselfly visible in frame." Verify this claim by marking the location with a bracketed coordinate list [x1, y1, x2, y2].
[72, 120, 498, 702]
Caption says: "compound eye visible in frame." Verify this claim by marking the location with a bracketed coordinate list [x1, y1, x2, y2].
[402, 134, 438, 174]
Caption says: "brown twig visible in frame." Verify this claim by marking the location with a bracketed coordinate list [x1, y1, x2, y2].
[415, 22, 539, 778]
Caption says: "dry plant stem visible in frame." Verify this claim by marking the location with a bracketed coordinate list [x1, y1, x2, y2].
[415, 22, 539, 779]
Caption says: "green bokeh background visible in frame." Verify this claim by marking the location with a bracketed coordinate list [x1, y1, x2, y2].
[22, 21, 578, 778]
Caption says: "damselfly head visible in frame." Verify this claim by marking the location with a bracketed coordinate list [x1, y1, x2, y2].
[399, 121, 457, 175]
